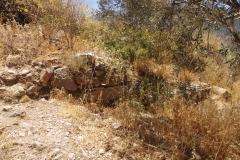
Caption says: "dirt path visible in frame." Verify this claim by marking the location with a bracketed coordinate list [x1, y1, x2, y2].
[0, 99, 129, 160]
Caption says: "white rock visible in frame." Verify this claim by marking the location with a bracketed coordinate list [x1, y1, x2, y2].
[19, 131, 26, 137]
[2, 106, 13, 112]
[19, 69, 30, 75]
[20, 122, 30, 128]
[31, 141, 45, 151]
[68, 153, 75, 159]
[49, 148, 61, 158]
[8, 83, 26, 97]
[112, 122, 122, 129]
[9, 109, 26, 118]
[78, 135, 84, 141]
[211, 86, 231, 101]
[99, 148, 105, 155]
[7, 69, 18, 74]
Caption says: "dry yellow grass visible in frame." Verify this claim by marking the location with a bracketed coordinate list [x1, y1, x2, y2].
[0, 132, 12, 160]
[201, 57, 231, 87]
[231, 79, 240, 103]
[111, 98, 240, 159]
[178, 69, 199, 82]
[0, 4, 240, 159]
[134, 58, 174, 81]
[50, 88, 85, 121]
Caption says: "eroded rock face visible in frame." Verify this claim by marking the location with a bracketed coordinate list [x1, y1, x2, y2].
[0, 52, 127, 103]
[52, 66, 77, 91]
[179, 82, 211, 103]
[40, 68, 54, 86]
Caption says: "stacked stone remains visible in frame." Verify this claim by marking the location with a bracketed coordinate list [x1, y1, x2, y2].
[0, 52, 126, 103]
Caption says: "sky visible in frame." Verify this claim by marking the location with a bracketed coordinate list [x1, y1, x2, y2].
[86, 0, 99, 10]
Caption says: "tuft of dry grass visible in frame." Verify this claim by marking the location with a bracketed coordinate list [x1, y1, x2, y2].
[201, 57, 231, 87]
[134, 58, 174, 81]
[61, 101, 85, 122]
[178, 69, 199, 82]
[231, 79, 240, 103]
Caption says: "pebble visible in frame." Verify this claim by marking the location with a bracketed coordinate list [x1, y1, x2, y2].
[31, 141, 45, 151]
[68, 153, 75, 159]
[2, 105, 13, 112]
[49, 148, 61, 158]
[20, 122, 30, 128]
[78, 135, 84, 141]
[20, 69, 30, 76]
[9, 110, 26, 118]
[99, 148, 105, 155]
[112, 121, 122, 129]
[19, 131, 26, 137]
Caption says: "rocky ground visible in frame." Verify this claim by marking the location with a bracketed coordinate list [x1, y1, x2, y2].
[0, 98, 160, 160]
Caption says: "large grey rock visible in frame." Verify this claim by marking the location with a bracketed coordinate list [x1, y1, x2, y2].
[8, 83, 26, 97]
[0, 68, 18, 86]
[9, 109, 26, 118]
[179, 82, 211, 103]
[0, 83, 26, 99]
[75, 52, 94, 66]
[52, 66, 77, 91]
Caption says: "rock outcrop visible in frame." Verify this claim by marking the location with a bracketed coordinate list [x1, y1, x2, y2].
[179, 81, 211, 103]
[0, 52, 127, 103]
[210, 86, 232, 109]
[52, 66, 77, 91]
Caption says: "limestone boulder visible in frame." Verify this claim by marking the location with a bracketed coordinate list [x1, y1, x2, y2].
[51, 66, 77, 91]
[209, 86, 232, 110]
[8, 83, 26, 97]
[0, 83, 26, 99]
[0, 68, 19, 86]
[179, 82, 211, 103]
[211, 86, 231, 101]
[75, 52, 94, 66]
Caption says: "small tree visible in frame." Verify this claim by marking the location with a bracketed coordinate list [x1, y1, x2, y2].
[39, 0, 87, 48]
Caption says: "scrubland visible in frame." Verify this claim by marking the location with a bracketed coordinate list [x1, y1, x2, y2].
[1, 0, 240, 159]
